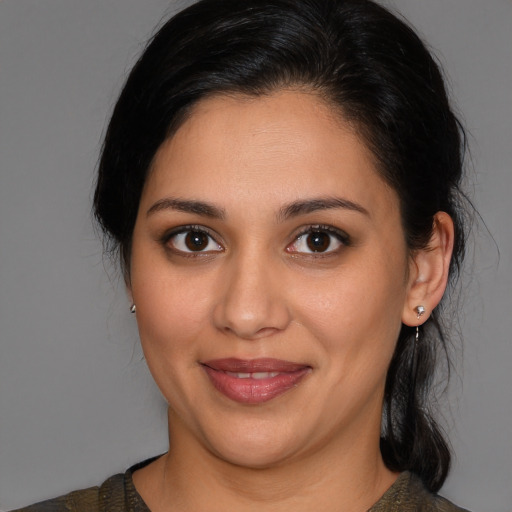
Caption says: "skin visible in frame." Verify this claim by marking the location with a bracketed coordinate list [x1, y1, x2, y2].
[129, 90, 454, 512]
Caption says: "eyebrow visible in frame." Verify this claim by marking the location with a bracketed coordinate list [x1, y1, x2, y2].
[146, 195, 368, 222]
[277, 196, 369, 221]
[147, 198, 226, 219]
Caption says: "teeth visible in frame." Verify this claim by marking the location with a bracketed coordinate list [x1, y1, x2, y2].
[226, 372, 251, 378]
[252, 372, 279, 379]
[226, 371, 280, 379]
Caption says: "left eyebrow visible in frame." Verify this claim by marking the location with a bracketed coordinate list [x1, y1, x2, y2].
[277, 196, 369, 222]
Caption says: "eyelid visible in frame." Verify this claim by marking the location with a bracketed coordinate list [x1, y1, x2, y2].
[286, 224, 351, 255]
[161, 224, 224, 255]
[159, 223, 350, 257]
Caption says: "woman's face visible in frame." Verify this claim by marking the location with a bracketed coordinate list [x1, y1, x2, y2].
[130, 90, 415, 468]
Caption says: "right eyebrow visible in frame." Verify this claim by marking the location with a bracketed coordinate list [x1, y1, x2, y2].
[146, 198, 226, 220]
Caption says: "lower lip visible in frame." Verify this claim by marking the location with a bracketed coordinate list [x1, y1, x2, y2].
[202, 366, 310, 404]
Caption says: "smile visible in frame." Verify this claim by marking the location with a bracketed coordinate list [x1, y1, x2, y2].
[201, 358, 311, 404]
[226, 371, 280, 379]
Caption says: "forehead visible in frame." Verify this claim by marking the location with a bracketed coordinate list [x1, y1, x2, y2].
[143, 90, 399, 220]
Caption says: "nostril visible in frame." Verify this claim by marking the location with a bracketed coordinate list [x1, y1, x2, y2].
[253, 327, 283, 338]
[212, 263, 292, 338]
[221, 325, 282, 340]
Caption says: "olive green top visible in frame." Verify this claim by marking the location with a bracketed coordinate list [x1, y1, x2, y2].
[12, 458, 470, 512]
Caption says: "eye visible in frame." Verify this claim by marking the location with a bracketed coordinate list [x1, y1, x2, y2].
[165, 227, 223, 254]
[286, 226, 349, 255]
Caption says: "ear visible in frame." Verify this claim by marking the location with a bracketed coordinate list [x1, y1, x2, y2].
[402, 212, 455, 327]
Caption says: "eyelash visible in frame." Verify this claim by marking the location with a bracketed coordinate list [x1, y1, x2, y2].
[286, 225, 351, 256]
[161, 225, 223, 257]
[160, 224, 351, 258]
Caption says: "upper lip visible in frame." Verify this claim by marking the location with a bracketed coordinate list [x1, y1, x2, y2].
[201, 358, 309, 373]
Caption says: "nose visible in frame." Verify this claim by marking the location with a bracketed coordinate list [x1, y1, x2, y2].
[213, 251, 292, 340]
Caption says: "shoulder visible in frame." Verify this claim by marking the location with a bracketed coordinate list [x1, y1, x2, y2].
[370, 472, 472, 512]
[9, 484, 101, 512]
[10, 472, 136, 512]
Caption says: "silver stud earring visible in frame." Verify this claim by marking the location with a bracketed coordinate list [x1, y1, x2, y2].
[415, 305, 425, 342]
[130, 304, 136, 314]
[415, 305, 426, 318]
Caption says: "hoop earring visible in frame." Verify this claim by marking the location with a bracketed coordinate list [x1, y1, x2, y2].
[415, 305, 425, 342]
[130, 304, 136, 314]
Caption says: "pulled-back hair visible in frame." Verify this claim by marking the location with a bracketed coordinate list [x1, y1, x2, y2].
[94, 0, 467, 492]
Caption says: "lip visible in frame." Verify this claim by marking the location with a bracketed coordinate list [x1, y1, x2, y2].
[201, 358, 311, 404]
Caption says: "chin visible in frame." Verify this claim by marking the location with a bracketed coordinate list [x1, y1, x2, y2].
[214, 441, 296, 470]
[202, 419, 303, 469]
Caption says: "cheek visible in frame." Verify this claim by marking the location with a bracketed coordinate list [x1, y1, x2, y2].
[129, 241, 216, 366]
[290, 254, 407, 363]
[135, 275, 210, 349]
[130, 268, 216, 407]
[298, 270, 404, 328]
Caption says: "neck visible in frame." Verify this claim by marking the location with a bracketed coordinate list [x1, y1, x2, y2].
[133, 408, 398, 512]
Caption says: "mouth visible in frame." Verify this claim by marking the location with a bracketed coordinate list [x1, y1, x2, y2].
[201, 358, 311, 404]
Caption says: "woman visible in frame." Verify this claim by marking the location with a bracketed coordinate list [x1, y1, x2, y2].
[14, 0, 470, 510]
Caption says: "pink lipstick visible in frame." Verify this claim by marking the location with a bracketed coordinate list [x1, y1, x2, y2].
[201, 358, 311, 404]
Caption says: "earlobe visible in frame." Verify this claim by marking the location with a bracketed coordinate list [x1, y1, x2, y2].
[402, 212, 455, 327]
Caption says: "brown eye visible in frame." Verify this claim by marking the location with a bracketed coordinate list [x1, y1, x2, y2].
[185, 231, 209, 251]
[306, 232, 331, 252]
[167, 228, 223, 254]
[286, 226, 349, 255]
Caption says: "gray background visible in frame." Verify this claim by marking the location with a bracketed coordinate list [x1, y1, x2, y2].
[0, 1, 510, 510]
